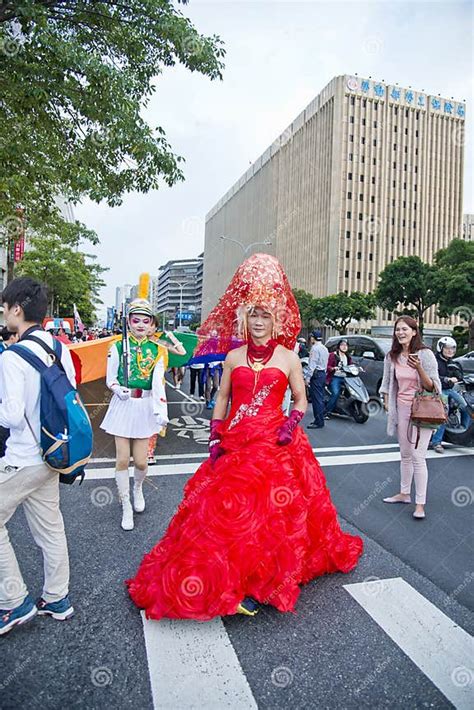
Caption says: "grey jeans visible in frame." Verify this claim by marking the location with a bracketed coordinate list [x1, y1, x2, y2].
[0, 462, 70, 609]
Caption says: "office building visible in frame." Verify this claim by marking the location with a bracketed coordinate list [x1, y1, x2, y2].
[152, 255, 203, 327]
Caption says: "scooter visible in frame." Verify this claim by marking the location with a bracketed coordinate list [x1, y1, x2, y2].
[443, 373, 474, 447]
[325, 364, 370, 424]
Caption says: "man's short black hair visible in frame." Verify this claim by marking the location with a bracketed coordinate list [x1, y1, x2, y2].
[2, 277, 49, 323]
[0, 327, 16, 341]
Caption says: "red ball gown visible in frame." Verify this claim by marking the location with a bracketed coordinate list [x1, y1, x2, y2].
[127, 367, 363, 620]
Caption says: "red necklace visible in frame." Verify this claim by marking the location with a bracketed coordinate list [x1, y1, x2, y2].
[246, 338, 278, 373]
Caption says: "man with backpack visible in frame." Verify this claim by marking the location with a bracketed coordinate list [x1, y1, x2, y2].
[0, 278, 77, 635]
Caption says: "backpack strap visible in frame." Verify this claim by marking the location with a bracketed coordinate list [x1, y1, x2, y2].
[20, 334, 66, 373]
[8, 344, 48, 373]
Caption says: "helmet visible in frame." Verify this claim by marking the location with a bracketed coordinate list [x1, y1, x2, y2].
[298, 337, 306, 343]
[436, 336, 457, 353]
[311, 330, 323, 340]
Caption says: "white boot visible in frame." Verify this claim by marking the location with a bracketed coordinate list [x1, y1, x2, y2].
[133, 466, 147, 513]
[116, 469, 134, 531]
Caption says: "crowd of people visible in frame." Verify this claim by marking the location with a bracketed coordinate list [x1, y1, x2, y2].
[0, 256, 470, 635]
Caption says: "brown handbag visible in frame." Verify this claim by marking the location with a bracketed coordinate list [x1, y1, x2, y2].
[409, 387, 447, 447]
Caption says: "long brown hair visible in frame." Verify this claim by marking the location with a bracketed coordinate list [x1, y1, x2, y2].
[389, 316, 427, 360]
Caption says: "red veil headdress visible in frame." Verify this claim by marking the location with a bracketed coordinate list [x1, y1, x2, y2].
[195, 253, 301, 358]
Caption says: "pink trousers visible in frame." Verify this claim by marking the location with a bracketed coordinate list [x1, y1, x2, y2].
[397, 401, 432, 505]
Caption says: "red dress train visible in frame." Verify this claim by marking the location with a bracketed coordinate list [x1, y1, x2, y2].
[127, 367, 363, 620]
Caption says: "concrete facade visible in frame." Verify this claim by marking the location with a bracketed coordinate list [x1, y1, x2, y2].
[203, 75, 466, 333]
[463, 214, 474, 242]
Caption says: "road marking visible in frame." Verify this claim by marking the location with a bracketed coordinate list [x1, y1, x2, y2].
[344, 577, 474, 708]
[141, 613, 258, 710]
[85, 447, 473, 480]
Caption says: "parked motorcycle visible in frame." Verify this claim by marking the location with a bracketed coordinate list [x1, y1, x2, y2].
[443, 373, 474, 447]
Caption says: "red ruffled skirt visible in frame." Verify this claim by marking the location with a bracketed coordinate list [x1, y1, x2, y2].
[127, 412, 363, 620]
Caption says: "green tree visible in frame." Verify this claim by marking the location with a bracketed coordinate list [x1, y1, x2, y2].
[311, 292, 376, 335]
[434, 239, 474, 349]
[293, 288, 316, 331]
[0, 1, 225, 251]
[17, 234, 108, 325]
[375, 256, 443, 334]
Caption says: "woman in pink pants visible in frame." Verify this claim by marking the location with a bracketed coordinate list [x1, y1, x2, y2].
[379, 316, 441, 520]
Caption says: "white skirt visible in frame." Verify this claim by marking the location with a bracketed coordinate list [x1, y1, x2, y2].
[101, 394, 166, 439]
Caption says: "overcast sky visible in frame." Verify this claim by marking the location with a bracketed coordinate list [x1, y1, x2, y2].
[75, 0, 473, 322]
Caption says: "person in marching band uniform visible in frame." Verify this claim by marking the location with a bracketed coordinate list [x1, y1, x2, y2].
[101, 298, 171, 531]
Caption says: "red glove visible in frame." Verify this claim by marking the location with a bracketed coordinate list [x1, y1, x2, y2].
[209, 419, 224, 463]
[277, 409, 304, 445]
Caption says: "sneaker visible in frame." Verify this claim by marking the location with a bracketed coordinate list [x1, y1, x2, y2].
[433, 444, 444, 454]
[0, 595, 37, 635]
[176, 383, 181, 390]
[199, 396, 205, 401]
[236, 597, 259, 616]
[37, 596, 74, 621]
[206, 401, 213, 410]
[147, 455, 156, 466]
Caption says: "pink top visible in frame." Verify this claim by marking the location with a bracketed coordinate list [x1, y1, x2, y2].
[394, 357, 419, 404]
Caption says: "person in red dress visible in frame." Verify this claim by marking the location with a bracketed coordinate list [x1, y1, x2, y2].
[127, 254, 363, 620]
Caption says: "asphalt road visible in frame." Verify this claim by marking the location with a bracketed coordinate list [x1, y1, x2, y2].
[1, 372, 473, 709]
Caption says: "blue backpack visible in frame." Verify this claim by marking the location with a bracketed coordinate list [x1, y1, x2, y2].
[10, 335, 93, 484]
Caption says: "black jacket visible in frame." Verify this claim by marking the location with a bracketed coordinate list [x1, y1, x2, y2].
[435, 352, 457, 389]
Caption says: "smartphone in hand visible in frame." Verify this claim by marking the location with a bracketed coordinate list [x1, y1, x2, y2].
[407, 353, 420, 368]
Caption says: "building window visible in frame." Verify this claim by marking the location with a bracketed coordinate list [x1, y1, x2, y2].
[345, 270, 349, 277]
[356, 271, 361, 279]
[350, 116, 354, 123]
[391, 236, 395, 244]
[393, 162, 396, 169]
[403, 182, 407, 189]
[373, 139, 377, 147]
[404, 146, 408, 153]
[362, 118, 366, 126]
[402, 219, 406, 227]
[369, 234, 374, 242]
[359, 213, 363, 220]
[371, 176, 375, 184]
[394, 125, 397, 133]
[413, 221, 416, 228]
[415, 130, 419, 137]
[369, 253, 373, 261]
[402, 239, 405, 246]
[394, 107, 398, 116]
[373, 120, 377, 128]
[392, 199, 395, 206]
[349, 153, 353, 160]
[392, 179, 396, 188]
[403, 200, 406, 208]
[373, 158, 376, 166]
[347, 191, 352, 199]
[350, 96, 355, 105]
[361, 137, 366, 144]
[414, 184, 417, 192]
[404, 164, 407, 171]
[371, 195, 375, 203]
[347, 211, 351, 218]
[360, 175, 364, 182]
[346, 250, 350, 258]
[350, 135, 354, 142]
[363, 99, 367, 108]
[414, 166, 418, 173]
[359, 194, 363, 201]
[415, 148, 418, 155]
[391, 217, 395, 225]
[358, 232, 363, 239]
[405, 127, 408, 135]
[348, 172, 353, 180]
[374, 103, 378, 111]
[368, 272, 372, 279]
[357, 252, 362, 259]
[416, 111, 419, 119]
[414, 202, 417, 210]
[393, 143, 397, 150]
[405, 108, 409, 118]
[346, 230, 351, 238]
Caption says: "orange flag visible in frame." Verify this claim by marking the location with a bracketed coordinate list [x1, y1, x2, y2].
[68, 336, 120, 384]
